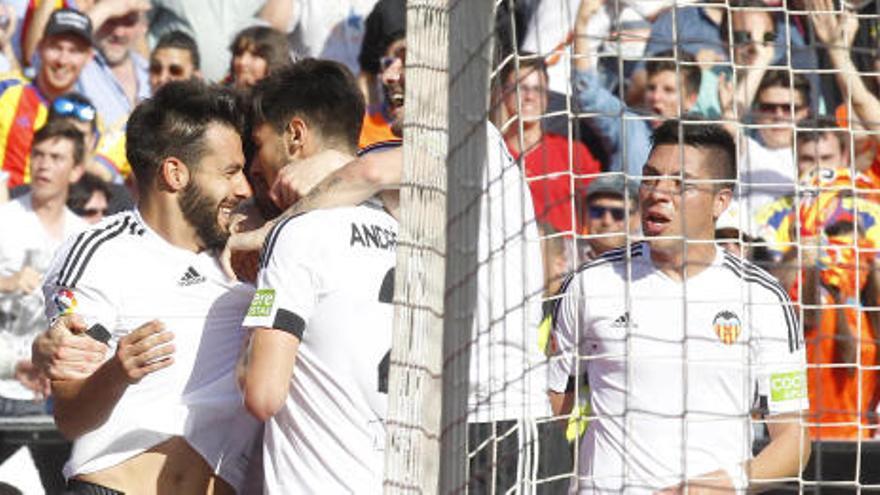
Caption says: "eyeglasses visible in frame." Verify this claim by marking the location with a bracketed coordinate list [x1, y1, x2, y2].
[732, 30, 776, 45]
[588, 205, 626, 221]
[74, 207, 107, 217]
[757, 102, 805, 114]
[52, 97, 96, 123]
[380, 47, 406, 72]
[149, 62, 188, 78]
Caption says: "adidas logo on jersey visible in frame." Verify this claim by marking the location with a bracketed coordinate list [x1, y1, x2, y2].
[611, 312, 637, 328]
[178, 266, 206, 286]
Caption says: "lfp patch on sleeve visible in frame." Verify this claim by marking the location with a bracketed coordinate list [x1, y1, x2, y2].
[53, 288, 78, 315]
[770, 370, 807, 402]
[247, 289, 276, 317]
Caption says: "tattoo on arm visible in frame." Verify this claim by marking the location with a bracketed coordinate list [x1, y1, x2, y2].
[290, 174, 344, 216]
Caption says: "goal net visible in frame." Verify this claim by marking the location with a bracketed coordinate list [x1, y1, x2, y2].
[385, 0, 880, 493]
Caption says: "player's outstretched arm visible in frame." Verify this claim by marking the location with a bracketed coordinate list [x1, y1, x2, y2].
[31, 314, 108, 381]
[52, 320, 174, 439]
[241, 327, 301, 422]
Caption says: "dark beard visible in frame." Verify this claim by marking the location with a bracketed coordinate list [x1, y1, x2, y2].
[179, 180, 228, 250]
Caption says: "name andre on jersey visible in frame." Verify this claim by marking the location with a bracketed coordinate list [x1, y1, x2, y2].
[350, 222, 396, 250]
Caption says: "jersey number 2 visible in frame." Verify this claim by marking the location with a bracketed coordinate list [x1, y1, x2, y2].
[377, 268, 394, 394]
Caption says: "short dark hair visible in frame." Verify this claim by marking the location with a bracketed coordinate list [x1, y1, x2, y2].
[155, 30, 200, 70]
[126, 80, 245, 191]
[756, 69, 811, 109]
[795, 116, 847, 153]
[359, 0, 406, 74]
[500, 53, 548, 88]
[650, 118, 737, 188]
[251, 59, 365, 152]
[229, 26, 291, 77]
[33, 119, 85, 165]
[68, 172, 111, 212]
[645, 50, 701, 97]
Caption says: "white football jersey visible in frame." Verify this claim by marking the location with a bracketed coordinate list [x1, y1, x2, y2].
[469, 122, 550, 422]
[242, 200, 397, 494]
[42, 211, 260, 490]
[550, 242, 808, 494]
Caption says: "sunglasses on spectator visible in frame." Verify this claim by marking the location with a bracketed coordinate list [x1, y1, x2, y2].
[53, 97, 97, 123]
[757, 102, 804, 114]
[732, 31, 776, 45]
[73, 207, 107, 218]
[149, 62, 188, 78]
[588, 205, 626, 221]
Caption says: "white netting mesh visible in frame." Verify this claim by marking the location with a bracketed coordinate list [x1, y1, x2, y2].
[387, 0, 880, 492]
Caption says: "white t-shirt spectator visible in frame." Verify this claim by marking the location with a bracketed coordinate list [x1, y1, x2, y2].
[0, 193, 86, 400]
[286, 0, 378, 74]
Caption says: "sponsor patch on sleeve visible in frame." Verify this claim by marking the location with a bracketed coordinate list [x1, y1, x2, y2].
[769, 370, 807, 402]
[247, 289, 276, 317]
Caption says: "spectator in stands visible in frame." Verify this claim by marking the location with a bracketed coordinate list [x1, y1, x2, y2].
[358, 0, 404, 106]
[799, 218, 880, 440]
[261, 0, 378, 86]
[714, 200, 762, 261]
[577, 174, 639, 263]
[794, 119, 851, 179]
[359, 31, 403, 148]
[358, 0, 405, 147]
[760, 159, 880, 300]
[46, 92, 130, 184]
[225, 26, 291, 90]
[537, 224, 570, 300]
[147, 0, 291, 82]
[0, 8, 93, 189]
[632, 0, 822, 113]
[755, 119, 855, 275]
[809, 0, 880, 190]
[0, 4, 19, 74]
[517, 0, 667, 99]
[0, 120, 87, 494]
[574, 0, 701, 178]
[500, 56, 601, 234]
[148, 30, 201, 92]
[75, 0, 151, 130]
[739, 69, 810, 217]
[67, 172, 111, 224]
[707, 1, 778, 123]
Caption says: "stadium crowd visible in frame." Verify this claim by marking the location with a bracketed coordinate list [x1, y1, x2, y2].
[0, 0, 875, 493]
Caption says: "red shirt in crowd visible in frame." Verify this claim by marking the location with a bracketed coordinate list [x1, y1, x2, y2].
[509, 132, 601, 234]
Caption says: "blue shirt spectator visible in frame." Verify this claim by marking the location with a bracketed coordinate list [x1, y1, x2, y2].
[640, 5, 823, 113]
[574, 69, 652, 178]
[76, 51, 150, 129]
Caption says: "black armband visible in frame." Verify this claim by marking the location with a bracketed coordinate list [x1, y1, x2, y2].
[273, 309, 306, 340]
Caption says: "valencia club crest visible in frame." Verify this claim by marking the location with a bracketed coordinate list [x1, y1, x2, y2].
[712, 310, 742, 345]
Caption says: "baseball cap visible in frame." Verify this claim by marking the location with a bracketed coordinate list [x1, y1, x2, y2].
[43, 8, 93, 46]
[584, 175, 638, 202]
